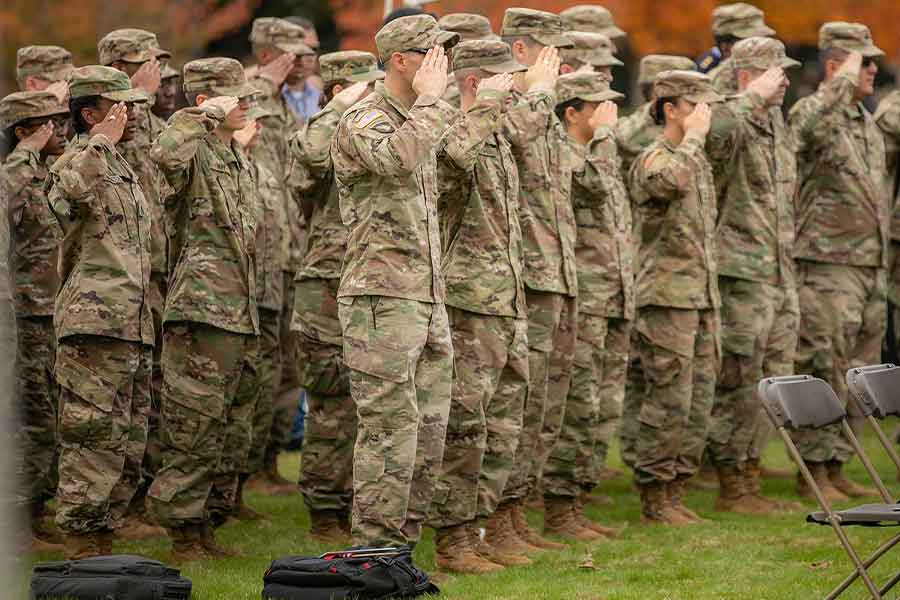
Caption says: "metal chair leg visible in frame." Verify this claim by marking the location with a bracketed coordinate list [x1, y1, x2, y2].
[826, 533, 900, 599]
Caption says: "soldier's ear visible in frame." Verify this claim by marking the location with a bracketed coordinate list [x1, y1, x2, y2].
[13, 125, 29, 142]
[559, 63, 574, 75]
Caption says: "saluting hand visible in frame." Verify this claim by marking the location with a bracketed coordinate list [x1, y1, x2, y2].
[131, 57, 162, 97]
[201, 95, 240, 120]
[90, 102, 129, 145]
[683, 102, 712, 139]
[746, 67, 787, 103]
[333, 81, 371, 107]
[525, 46, 561, 93]
[477, 73, 514, 94]
[18, 121, 56, 153]
[411, 46, 449, 99]
[46, 80, 69, 104]
[589, 100, 618, 129]
[259, 53, 296, 88]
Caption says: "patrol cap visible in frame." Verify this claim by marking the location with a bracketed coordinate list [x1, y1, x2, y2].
[0, 90, 70, 129]
[500, 8, 574, 49]
[653, 70, 723, 103]
[245, 101, 274, 122]
[319, 51, 385, 85]
[559, 5, 626, 39]
[67, 66, 148, 103]
[712, 3, 775, 38]
[250, 17, 316, 56]
[818, 22, 884, 57]
[638, 55, 697, 85]
[375, 15, 460, 60]
[561, 32, 623, 67]
[438, 13, 499, 42]
[731, 37, 801, 71]
[160, 63, 180, 80]
[182, 58, 259, 98]
[556, 71, 624, 105]
[98, 29, 171, 65]
[451, 40, 526, 74]
[16, 45, 74, 84]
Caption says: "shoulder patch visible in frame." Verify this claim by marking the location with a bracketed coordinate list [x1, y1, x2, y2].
[354, 110, 385, 130]
[699, 56, 714, 70]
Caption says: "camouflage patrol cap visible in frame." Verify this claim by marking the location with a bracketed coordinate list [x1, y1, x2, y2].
[560, 32, 623, 68]
[731, 37, 801, 71]
[16, 45, 74, 84]
[375, 14, 460, 60]
[818, 22, 884, 57]
[67, 66, 148, 102]
[451, 40, 526, 74]
[160, 63, 179, 80]
[556, 71, 624, 105]
[0, 90, 69, 129]
[319, 51, 384, 85]
[638, 55, 697, 85]
[438, 13, 500, 42]
[183, 58, 259, 98]
[653, 70, 723, 103]
[98, 29, 171, 65]
[712, 3, 775, 38]
[559, 5, 626, 39]
[500, 8, 574, 49]
[250, 18, 316, 56]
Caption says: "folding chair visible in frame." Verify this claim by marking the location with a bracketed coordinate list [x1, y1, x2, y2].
[846, 364, 900, 481]
[758, 374, 900, 600]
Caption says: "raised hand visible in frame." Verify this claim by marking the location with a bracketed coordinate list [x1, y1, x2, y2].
[18, 121, 56, 153]
[525, 46, 561, 93]
[90, 102, 128, 145]
[411, 46, 449, 99]
[332, 81, 371, 107]
[477, 73, 514, 94]
[45, 80, 69, 103]
[746, 67, 787, 103]
[233, 119, 261, 148]
[836, 50, 863, 80]
[683, 102, 712, 139]
[589, 100, 618, 129]
[201, 95, 240, 120]
[259, 52, 296, 88]
[131, 57, 162, 97]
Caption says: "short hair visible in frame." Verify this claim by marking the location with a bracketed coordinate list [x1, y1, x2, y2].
[640, 82, 653, 102]
[70, 95, 101, 134]
[453, 66, 490, 86]
[323, 80, 350, 103]
[286, 15, 314, 30]
[185, 90, 216, 106]
[652, 96, 678, 126]
[554, 97, 585, 122]
[714, 34, 740, 50]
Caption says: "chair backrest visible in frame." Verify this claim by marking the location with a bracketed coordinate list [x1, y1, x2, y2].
[846, 364, 900, 419]
[757, 375, 847, 430]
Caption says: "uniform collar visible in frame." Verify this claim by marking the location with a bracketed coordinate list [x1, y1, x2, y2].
[208, 132, 248, 169]
[374, 81, 409, 119]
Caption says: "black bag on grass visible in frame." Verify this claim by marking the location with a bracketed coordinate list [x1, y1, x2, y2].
[262, 546, 439, 600]
[30, 554, 192, 600]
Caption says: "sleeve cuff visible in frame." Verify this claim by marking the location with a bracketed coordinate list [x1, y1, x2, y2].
[88, 134, 115, 150]
[413, 94, 440, 107]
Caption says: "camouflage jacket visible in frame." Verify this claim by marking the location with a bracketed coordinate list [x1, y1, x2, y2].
[710, 92, 797, 286]
[503, 88, 578, 297]
[630, 134, 720, 309]
[47, 132, 155, 344]
[0, 173, 13, 305]
[615, 102, 659, 180]
[151, 106, 260, 335]
[437, 88, 526, 319]
[571, 125, 635, 319]
[442, 80, 460, 109]
[251, 157, 286, 312]
[331, 81, 449, 302]
[789, 73, 889, 268]
[3, 148, 61, 317]
[710, 58, 738, 95]
[875, 90, 900, 241]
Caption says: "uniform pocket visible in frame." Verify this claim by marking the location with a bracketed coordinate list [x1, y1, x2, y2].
[343, 341, 410, 384]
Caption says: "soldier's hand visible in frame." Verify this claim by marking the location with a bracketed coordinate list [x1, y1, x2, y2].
[259, 52, 296, 88]
[477, 73, 514, 94]
[90, 102, 128, 145]
[836, 50, 863, 80]
[333, 81, 371, 107]
[525, 46, 561, 93]
[201, 95, 240, 120]
[46, 80, 69, 104]
[233, 119, 261, 148]
[411, 46, 449, 99]
[18, 121, 55, 153]
[683, 102, 712, 138]
[746, 67, 786, 103]
[131, 57, 162, 97]
[589, 100, 618, 129]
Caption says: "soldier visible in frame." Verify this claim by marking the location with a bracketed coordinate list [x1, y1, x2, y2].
[1, 90, 69, 551]
[559, 5, 627, 43]
[330, 14, 459, 548]
[438, 13, 501, 108]
[291, 51, 381, 543]
[147, 58, 262, 561]
[559, 32, 622, 79]
[629, 70, 721, 525]
[789, 24, 887, 502]
[544, 72, 629, 541]
[876, 91, 900, 359]
[153, 62, 180, 121]
[282, 15, 323, 122]
[16, 45, 73, 98]
[497, 7, 574, 552]
[47, 66, 155, 558]
[426, 39, 528, 574]
[696, 3, 776, 94]
[705, 38, 802, 514]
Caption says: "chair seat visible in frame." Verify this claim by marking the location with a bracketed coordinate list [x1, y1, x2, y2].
[808, 503, 900, 527]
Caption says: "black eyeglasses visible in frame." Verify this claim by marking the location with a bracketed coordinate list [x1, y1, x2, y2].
[405, 48, 430, 55]
[861, 57, 876, 68]
[19, 114, 69, 129]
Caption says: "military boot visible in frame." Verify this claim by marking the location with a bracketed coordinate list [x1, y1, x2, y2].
[247, 450, 295, 496]
[796, 461, 848, 504]
[826, 460, 878, 498]
[29, 501, 63, 546]
[63, 532, 105, 560]
[744, 459, 801, 512]
[435, 524, 504, 574]
[509, 499, 566, 550]
[759, 463, 793, 479]
[638, 481, 689, 525]
[309, 509, 350, 544]
[169, 525, 208, 563]
[337, 508, 352, 537]
[543, 496, 601, 541]
[713, 465, 769, 515]
[200, 523, 241, 558]
[688, 460, 719, 490]
[574, 494, 619, 538]
[668, 477, 707, 522]
[232, 474, 269, 524]
[485, 502, 541, 555]
[469, 522, 530, 566]
[115, 516, 168, 540]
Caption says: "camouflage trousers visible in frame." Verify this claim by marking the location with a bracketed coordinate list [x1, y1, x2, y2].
[633, 307, 720, 485]
[295, 278, 354, 512]
[428, 308, 528, 529]
[148, 322, 260, 528]
[505, 290, 577, 501]
[338, 295, 452, 547]
[590, 317, 632, 485]
[793, 262, 886, 464]
[247, 308, 282, 474]
[708, 278, 799, 467]
[273, 271, 301, 451]
[54, 335, 152, 534]
[619, 345, 643, 469]
[15, 316, 58, 505]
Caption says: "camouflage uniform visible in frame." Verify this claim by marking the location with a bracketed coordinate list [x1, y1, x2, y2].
[789, 24, 889, 465]
[147, 58, 262, 529]
[559, 5, 627, 41]
[0, 91, 68, 510]
[15, 45, 74, 89]
[47, 67, 155, 535]
[499, 9, 578, 505]
[543, 74, 632, 502]
[876, 92, 900, 355]
[427, 41, 528, 531]
[331, 15, 459, 547]
[701, 4, 775, 95]
[559, 32, 622, 73]
[292, 51, 383, 517]
[438, 13, 500, 108]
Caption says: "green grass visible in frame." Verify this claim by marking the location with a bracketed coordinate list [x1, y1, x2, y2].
[26, 425, 900, 599]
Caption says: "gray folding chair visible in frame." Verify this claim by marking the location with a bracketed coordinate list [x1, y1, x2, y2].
[758, 374, 900, 600]
[846, 364, 900, 481]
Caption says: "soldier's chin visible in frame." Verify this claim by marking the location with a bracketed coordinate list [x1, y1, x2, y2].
[121, 125, 137, 141]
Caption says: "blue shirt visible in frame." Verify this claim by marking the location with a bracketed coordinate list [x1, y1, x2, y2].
[282, 84, 321, 123]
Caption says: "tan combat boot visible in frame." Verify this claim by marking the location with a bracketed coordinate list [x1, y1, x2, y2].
[231, 475, 270, 524]
[638, 481, 688, 525]
[485, 502, 541, 555]
[574, 494, 619, 538]
[826, 460, 879, 498]
[509, 499, 566, 550]
[667, 477, 707, 522]
[169, 525, 209, 564]
[309, 509, 350, 544]
[744, 459, 801, 512]
[247, 450, 295, 496]
[543, 496, 601, 541]
[63, 532, 105, 560]
[796, 461, 848, 504]
[469, 522, 530, 566]
[435, 524, 504, 574]
[713, 465, 769, 515]
[115, 516, 168, 540]
[200, 523, 241, 558]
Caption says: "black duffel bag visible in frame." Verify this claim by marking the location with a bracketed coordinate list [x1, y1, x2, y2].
[262, 546, 439, 600]
[30, 554, 192, 600]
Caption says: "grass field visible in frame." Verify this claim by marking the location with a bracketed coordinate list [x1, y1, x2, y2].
[24, 427, 900, 599]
